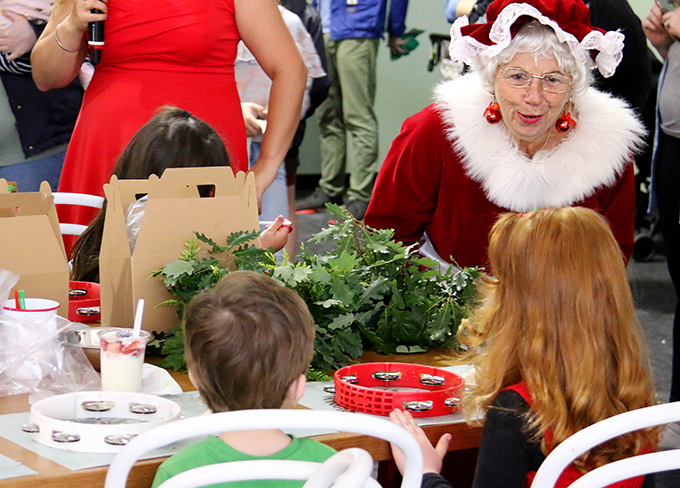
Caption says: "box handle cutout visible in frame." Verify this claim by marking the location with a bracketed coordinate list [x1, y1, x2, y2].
[197, 185, 216, 198]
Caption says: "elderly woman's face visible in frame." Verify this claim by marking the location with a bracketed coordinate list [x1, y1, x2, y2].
[494, 52, 571, 151]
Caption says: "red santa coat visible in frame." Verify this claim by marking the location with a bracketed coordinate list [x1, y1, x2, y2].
[365, 73, 643, 269]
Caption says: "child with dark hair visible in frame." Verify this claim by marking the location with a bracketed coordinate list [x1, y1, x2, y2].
[110, 106, 231, 180]
[70, 107, 290, 282]
[151, 270, 336, 488]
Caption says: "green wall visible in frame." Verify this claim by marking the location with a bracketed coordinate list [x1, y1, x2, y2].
[629, 0, 653, 18]
[298, 0, 654, 175]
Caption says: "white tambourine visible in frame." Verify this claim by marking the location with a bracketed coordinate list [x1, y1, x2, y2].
[23, 391, 181, 453]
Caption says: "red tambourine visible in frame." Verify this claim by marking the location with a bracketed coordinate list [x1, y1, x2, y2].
[333, 362, 465, 417]
[68, 281, 101, 322]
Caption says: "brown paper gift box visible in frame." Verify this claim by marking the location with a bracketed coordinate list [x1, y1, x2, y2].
[0, 180, 69, 317]
[99, 167, 259, 333]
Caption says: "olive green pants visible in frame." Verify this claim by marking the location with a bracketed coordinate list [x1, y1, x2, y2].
[317, 36, 379, 203]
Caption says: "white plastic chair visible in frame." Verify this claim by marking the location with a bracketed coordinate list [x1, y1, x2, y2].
[52, 192, 105, 236]
[105, 409, 424, 488]
[532, 402, 680, 488]
[155, 448, 378, 488]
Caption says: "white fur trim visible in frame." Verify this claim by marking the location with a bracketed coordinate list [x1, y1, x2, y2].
[434, 73, 645, 212]
[449, 4, 624, 78]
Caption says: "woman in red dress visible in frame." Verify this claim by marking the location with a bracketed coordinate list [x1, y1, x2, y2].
[31, 0, 306, 250]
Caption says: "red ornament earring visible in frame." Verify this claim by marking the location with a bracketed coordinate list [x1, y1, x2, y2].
[484, 98, 502, 124]
[555, 101, 576, 133]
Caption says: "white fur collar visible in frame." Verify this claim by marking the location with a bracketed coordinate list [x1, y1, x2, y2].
[434, 73, 645, 212]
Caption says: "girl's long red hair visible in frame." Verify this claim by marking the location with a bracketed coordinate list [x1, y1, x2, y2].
[460, 207, 657, 469]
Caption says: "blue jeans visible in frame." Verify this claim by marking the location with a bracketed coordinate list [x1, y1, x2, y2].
[249, 141, 288, 263]
[0, 149, 67, 192]
[249, 141, 289, 223]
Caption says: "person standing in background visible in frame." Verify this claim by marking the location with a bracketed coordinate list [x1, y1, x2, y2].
[296, 0, 410, 220]
[240, 0, 330, 260]
[586, 0, 656, 229]
[0, 6, 82, 192]
[585, 0, 652, 115]
[642, 0, 680, 447]
[236, 3, 326, 262]
[280, 0, 331, 260]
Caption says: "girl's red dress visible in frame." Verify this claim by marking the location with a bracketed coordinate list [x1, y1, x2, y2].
[505, 382, 649, 488]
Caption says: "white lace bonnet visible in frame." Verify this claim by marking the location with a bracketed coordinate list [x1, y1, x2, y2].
[449, 0, 624, 78]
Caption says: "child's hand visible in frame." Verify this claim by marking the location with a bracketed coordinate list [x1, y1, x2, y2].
[389, 408, 451, 476]
[260, 215, 292, 252]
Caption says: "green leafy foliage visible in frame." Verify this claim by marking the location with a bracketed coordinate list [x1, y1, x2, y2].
[307, 368, 334, 382]
[152, 204, 481, 372]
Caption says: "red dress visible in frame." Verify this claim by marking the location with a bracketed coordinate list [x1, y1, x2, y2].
[58, 0, 248, 246]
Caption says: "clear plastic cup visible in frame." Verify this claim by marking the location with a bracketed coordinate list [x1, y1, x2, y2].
[99, 329, 150, 392]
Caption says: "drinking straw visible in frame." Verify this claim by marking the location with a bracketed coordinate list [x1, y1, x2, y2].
[14, 290, 20, 309]
[18, 290, 25, 310]
[132, 298, 144, 338]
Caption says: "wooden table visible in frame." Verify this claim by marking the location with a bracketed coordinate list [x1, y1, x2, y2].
[0, 350, 482, 488]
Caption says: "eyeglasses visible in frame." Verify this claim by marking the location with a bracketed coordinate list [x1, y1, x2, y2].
[499, 67, 572, 94]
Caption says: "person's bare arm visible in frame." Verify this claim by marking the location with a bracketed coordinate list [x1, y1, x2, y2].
[235, 0, 307, 210]
[31, 0, 105, 90]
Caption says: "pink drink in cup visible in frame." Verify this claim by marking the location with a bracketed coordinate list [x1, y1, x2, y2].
[99, 329, 150, 392]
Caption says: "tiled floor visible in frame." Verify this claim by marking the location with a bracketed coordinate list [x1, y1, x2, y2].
[627, 257, 679, 487]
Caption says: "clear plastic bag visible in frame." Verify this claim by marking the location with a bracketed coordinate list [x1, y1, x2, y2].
[125, 195, 148, 254]
[0, 268, 100, 397]
[0, 268, 19, 305]
[0, 314, 101, 397]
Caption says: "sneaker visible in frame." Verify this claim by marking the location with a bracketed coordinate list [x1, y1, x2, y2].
[345, 200, 369, 220]
[296, 189, 332, 211]
[659, 422, 680, 450]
